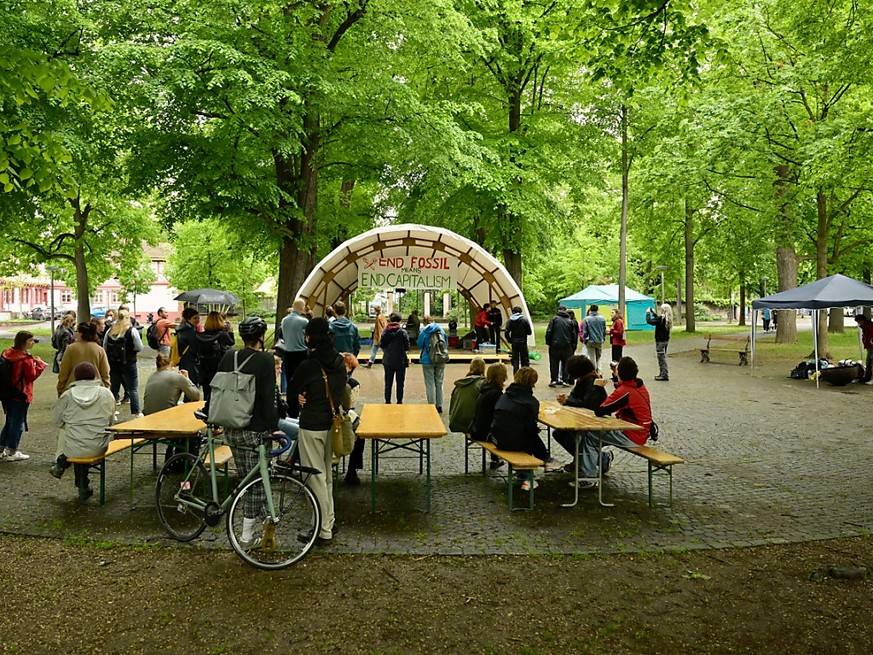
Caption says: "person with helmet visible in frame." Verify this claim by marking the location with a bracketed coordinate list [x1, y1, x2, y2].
[215, 316, 279, 548]
[287, 317, 349, 544]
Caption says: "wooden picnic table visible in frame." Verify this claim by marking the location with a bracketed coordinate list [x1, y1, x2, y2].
[538, 400, 645, 508]
[355, 404, 447, 512]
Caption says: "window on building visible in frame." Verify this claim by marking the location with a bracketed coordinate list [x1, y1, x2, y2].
[61, 291, 73, 304]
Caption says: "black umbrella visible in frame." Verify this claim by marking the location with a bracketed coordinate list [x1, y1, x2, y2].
[174, 288, 241, 306]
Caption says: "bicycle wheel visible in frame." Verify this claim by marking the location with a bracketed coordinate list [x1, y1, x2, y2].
[155, 452, 209, 542]
[226, 473, 321, 570]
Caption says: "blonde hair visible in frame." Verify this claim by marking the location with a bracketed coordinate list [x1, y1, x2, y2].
[660, 303, 673, 330]
[204, 311, 225, 331]
[514, 366, 538, 388]
[485, 363, 508, 387]
[109, 309, 132, 338]
[467, 357, 485, 376]
[61, 314, 76, 329]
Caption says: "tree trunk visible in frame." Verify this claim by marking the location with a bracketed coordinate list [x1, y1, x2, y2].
[71, 198, 91, 321]
[774, 165, 797, 343]
[814, 189, 830, 354]
[684, 199, 696, 333]
[618, 104, 629, 317]
[274, 109, 319, 330]
[738, 271, 746, 327]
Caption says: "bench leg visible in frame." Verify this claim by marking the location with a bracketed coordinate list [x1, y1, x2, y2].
[98, 460, 106, 506]
[647, 462, 674, 508]
[738, 352, 748, 366]
[700, 350, 710, 363]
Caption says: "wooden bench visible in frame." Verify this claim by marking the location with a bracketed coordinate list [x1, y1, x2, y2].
[700, 334, 750, 365]
[204, 444, 234, 497]
[619, 445, 684, 507]
[473, 440, 544, 511]
[66, 438, 146, 506]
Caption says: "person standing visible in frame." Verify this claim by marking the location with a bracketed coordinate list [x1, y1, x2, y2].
[545, 305, 576, 387]
[0, 331, 47, 461]
[380, 312, 410, 404]
[216, 317, 280, 548]
[281, 298, 309, 417]
[487, 302, 503, 352]
[417, 316, 447, 413]
[195, 311, 236, 411]
[405, 309, 421, 341]
[287, 317, 348, 544]
[104, 309, 144, 418]
[57, 321, 111, 395]
[364, 305, 387, 368]
[474, 304, 491, 349]
[581, 304, 607, 374]
[51, 314, 76, 373]
[854, 314, 873, 385]
[329, 301, 360, 356]
[504, 306, 532, 373]
[49, 362, 116, 501]
[154, 306, 175, 357]
[608, 309, 626, 364]
[175, 307, 201, 386]
[646, 303, 673, 381]
[762, 308, 772, 332]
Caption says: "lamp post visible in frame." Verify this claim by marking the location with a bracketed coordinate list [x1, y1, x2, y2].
[761, 276, 769, 297]
[46, 265, 60, 334]
[656, 265, 668, 306]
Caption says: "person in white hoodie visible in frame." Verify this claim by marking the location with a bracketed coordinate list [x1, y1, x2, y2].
[49, 362, 117, 502]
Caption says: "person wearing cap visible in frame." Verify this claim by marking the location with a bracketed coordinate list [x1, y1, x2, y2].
[545, 305, 576, 388]
[0, 331, 47, 461]
[49, 362, 117, 500]
[288, 317, 349, 544]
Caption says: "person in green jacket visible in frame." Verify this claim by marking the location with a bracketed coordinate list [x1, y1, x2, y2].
[448, 358, 486, 433]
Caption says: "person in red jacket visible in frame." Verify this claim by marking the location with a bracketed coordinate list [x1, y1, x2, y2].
[608, 309, 626, 365]
[1, 331, 48, 461]
[573, 356, 652, 490]
[474, 304, 491, 349]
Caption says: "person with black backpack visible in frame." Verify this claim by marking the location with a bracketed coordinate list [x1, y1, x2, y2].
[103, 309, 144, 418]
[1, 331, 47, 461]
[196, 311, 236, 409]
[417, 315, 448, 413]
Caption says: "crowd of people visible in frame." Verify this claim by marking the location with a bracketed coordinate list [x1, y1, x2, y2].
[0, 298, 662, 520]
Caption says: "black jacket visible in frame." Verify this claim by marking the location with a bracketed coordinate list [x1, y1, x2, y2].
[488, 382, 540, 452]
[287, 346, 349, 431]
[175, 322, 200, 384]
[216, 347, 278, 433]
[545, 311, 576, 348]
[646, 313, 671, 342]
[565, 375, 607, 411]
[196, 328, 236, 386]
[469, 382, 503, 440]
[380, 323, 410, 369]
[504, 313, 532, 344]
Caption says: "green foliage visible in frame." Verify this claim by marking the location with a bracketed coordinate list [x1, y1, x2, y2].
[165, 219, 269, 311]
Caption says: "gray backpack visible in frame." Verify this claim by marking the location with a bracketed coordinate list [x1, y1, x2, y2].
[207, 351, 256, 428]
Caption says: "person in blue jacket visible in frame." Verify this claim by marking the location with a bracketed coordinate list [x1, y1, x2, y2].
[417, 316, 448, 413]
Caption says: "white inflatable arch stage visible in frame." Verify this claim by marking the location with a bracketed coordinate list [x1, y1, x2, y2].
[295, 224, 534, 345]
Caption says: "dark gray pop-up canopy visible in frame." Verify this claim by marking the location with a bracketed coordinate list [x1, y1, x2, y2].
[750, 274, 873, 385]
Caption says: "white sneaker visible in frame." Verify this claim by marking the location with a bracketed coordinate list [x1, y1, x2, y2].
[865, 380, 873, 386]
[0, 449, 8, 460]
[520, 479, 539, 491]
[6, 450, 30, 461]
[133, 413, 144, 419]
[544, 459, 566, 472]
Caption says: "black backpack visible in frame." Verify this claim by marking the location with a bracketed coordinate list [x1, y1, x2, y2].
[0, 356, 23, 403]
[146, 322, 161, 350]
[197, 334, 224, 363]
[106, 330, 129, 364]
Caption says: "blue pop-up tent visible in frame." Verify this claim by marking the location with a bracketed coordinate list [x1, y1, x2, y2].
[559, 284, 655, 331]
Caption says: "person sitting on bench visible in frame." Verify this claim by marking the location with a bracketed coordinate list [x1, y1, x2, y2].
[574, 356, 652, 490]
[488, 366, 563, 491]
[49, 362, 117, 502]
[553, 355, 608, 470]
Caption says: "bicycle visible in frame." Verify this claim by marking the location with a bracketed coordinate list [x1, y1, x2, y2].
[155, 419, 321, 570]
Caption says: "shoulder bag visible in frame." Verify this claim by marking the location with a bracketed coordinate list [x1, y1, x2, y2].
[322, 368, 354, 456]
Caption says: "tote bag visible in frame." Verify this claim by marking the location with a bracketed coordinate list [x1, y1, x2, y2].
[207, 351, 256, 429]
[322, 369, 354, 456]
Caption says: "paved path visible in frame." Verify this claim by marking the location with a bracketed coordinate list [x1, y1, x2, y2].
[2, 335, 871, 556]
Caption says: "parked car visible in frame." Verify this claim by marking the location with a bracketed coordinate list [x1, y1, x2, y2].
[30, 305, 69, 321]
[91, 306, 108, 318]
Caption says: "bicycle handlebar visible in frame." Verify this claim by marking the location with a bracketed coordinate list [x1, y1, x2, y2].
[268, 433, 293, 457]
